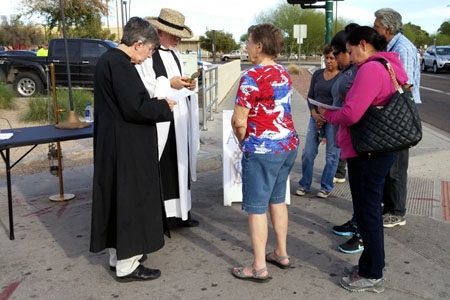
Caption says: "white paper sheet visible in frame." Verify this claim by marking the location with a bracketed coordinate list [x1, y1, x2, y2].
[308, 98, 341, 111]
[0, 133, 13, 140]
[169, 88, 195, 101]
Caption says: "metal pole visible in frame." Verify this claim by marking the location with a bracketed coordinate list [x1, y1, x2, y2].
[212, 30, 216, 63]
[128, 0, 131, 20]
[120, 0, 125, 29]
[123, 1, 128, 24]
[58, 0, 74, 111]
[325, 0, 334, 44]
[115, 0, 120, 39]
[105, 0, 110, 29]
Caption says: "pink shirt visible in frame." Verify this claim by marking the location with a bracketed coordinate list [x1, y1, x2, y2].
[324, 52, 408, 158]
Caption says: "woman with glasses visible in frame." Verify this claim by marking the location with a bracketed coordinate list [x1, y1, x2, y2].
[90, 17, 176, 282]
[328, 24, 364, 255]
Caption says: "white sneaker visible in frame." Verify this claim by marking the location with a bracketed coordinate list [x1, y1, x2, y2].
[333, 177, 346, 183]
[296, 188, 307, 196]
[317, 190, 331, 198]
[340, 273, 384, 293]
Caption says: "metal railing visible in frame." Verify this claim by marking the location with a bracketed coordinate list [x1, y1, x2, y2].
[200, 65, 219, 131]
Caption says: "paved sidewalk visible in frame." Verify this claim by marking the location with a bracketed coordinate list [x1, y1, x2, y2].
[1, 80, 450, 299]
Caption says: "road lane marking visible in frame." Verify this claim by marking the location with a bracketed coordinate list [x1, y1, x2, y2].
[420, 86, 450, 95]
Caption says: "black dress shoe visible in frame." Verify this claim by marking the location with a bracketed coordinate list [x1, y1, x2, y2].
[116, 265, 161, 282]
[109, 254, 148, 271]
[177, 218, 200, 227]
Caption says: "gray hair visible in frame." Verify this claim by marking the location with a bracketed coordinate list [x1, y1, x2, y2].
[120, 17, 160, 47]
[374, 8, 403, 35]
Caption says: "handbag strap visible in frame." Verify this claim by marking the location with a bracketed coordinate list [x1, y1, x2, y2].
[373, 58, 403, 94]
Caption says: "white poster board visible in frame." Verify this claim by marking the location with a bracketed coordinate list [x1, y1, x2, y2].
[222, 110, 291, 206]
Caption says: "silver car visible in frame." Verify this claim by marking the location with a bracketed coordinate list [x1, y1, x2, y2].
[421, 45, 450, 73]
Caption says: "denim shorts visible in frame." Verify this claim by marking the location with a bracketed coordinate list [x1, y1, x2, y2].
[241, 149, 297, 214]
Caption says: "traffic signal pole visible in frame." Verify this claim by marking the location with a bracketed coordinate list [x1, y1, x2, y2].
[325, 0, 333, 43]
[288, 0, 339, 44]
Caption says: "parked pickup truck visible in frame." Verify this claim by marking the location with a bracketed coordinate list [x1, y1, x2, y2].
[220, 50, 248, 61]
[0, 38, 117, 97]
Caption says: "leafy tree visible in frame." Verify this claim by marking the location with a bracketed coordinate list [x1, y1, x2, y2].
[403, 23, 431, 49]
[255, 3, 348, 59]
[435, 33, 450, 45]
[17, 0, 111, 39]
[437, 21, 450, 36]
[199, 30, 238, 53]
[0, 16, 45, 49]
[66, 14, 115, 40]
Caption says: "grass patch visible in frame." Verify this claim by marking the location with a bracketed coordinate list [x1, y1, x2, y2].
[22, 89, 94, 123]
[0, 83, 16, 109]
[22, 97, 51, 123]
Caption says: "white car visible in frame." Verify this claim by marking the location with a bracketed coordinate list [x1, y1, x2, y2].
[220, 50, 248, 61]
[421, 45, 450, 73]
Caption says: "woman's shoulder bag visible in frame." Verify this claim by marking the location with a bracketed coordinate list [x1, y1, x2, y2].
[350, 58, 422, 158]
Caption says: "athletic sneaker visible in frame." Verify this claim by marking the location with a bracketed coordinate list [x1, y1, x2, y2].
[295, 187, 307, 196]
[338, 235, 364, 254]
[340, 273, 384, 293]
[332, 220, 357, 236]
[317, 190, 330, 198]
[333, 177, 346, 183]
[383, 214, 406, 228]
[343, 265, 359, 277]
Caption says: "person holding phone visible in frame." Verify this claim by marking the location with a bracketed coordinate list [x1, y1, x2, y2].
[136, 8, 199, 228]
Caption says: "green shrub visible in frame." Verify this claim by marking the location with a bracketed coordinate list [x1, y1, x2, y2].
[22, 97, 51, 122]
[23, 89, 94, 123]
[0, 83, 16, 109]
[286, 64, 300, 75]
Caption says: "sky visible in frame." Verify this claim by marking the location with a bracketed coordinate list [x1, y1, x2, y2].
[3, 0, 450, 42]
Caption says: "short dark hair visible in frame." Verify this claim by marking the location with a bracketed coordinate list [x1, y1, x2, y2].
[330, 23, 360, 53]
[323, 44, 333, 55]
[347, 26, 387, 52]
[248, 23, 284, 58]
[120, 16, 160, 47]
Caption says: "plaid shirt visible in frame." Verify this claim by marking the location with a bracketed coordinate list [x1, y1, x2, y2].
[387, 33, 421, 104]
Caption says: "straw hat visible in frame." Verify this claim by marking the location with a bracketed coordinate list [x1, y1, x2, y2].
[147, 8, 193, 38]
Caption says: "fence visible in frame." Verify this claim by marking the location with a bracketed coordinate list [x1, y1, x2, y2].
[200, 65, 219, 131]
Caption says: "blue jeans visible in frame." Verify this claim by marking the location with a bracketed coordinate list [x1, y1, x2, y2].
[298, 118, 340, 192]
[347, 153, 395, 279]
[241, 149, 297, 214]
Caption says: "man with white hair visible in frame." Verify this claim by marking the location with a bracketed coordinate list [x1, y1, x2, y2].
[136, 8, 199, 228]
[374, 8, 421, 228]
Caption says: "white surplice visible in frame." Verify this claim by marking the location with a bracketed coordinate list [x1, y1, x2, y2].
[136, 48, 199, 220]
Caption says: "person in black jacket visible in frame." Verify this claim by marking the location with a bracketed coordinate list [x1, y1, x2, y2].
[90, 16, 176, 282]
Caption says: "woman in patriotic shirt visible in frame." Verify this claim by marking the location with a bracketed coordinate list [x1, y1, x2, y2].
[231, 23, 299, 283]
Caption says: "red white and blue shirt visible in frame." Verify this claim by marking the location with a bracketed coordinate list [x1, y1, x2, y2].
[236, 64, 299, 154]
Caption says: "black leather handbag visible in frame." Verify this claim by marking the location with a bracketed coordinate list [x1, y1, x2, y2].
[350, 58, 422, 158]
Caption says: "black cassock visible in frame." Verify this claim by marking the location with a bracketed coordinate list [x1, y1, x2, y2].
[90, 48, 173, 260]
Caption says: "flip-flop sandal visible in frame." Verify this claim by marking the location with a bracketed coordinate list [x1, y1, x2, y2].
[266, 251, 291, 269]
[231, 265, 271, 283]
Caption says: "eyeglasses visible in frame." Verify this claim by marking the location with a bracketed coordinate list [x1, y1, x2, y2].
[139, 42, 157, 55]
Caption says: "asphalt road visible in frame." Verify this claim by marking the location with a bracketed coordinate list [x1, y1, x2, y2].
[417, 71, 450, 137]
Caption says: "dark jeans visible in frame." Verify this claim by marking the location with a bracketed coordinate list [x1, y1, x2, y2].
[335, 158, 347, 179]
[347, 153, 395, 279]
[383, 149, 409, 216]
